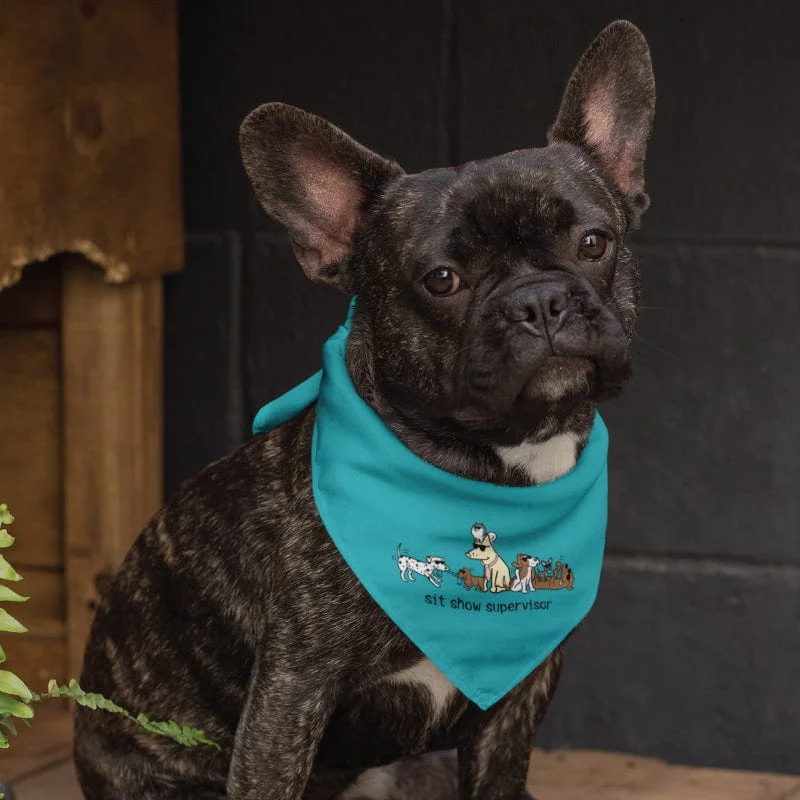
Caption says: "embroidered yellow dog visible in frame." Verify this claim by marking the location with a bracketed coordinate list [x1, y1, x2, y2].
[465, 523, 511, 593]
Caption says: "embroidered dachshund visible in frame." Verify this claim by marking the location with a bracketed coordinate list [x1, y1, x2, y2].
[465, 523, 511, 593]
[456, 567, 487, 592]
[396, 544, 450, 587]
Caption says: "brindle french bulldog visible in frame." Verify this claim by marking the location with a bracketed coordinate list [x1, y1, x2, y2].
[75, 20, 655, 800]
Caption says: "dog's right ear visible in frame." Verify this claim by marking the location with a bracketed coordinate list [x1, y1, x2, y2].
[240, 103, 403, 289]
[548, 20, 655, 225]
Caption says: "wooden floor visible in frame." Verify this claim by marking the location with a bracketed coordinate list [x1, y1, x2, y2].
[1, 709, 799, 799]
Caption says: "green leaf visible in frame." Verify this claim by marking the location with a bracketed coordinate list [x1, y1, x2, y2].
[37, 680, 219, 750]
[0, 671, 32, 701]
[0, 716, 17, 736]
[0, 555, 21, 582]
[0, 644, 5, 663]
[0, 505, 13, 526]
[93, 694, 125, 714]
[0, 695, 33, 719]
[0, 609, 26, 633]
[0, 585, 28, 602]
[0, 529, 14, 548]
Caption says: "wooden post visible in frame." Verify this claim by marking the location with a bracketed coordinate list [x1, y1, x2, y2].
[61, 257, 163, 680]
[0, 0, 181, 688]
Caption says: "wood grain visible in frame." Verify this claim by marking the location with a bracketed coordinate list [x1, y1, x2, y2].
[12, 568, 66, 639]
[61, 257, 163, 680]
[2, 567, 67, 694]
[527, 749, 800, 800]
[0, 0, 183, 290]
[0, 329, 62, 569]
[14, 759, 83, 800]
[0, 708, 73, 786]
[1, 637, 67, 695]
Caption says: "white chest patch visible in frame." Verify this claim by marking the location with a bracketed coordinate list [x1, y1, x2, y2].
[387, 657, 457, 720]
[496, 432, 579, 485]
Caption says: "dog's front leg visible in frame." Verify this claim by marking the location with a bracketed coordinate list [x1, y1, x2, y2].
[456, 649, 562, 799]
[227, 647, 341, 800]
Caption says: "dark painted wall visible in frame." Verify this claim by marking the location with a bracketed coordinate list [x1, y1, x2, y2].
[168, 1, 800, 774]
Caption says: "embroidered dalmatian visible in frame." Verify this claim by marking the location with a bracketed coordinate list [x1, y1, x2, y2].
[396, 544, 450, 588]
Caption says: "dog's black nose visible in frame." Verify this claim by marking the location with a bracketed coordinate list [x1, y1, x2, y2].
[501, 282, 572, 338]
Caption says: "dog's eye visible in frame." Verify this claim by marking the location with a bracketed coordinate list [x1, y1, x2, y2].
[423, 267, 461, 296]
[578, 231, 611, 261]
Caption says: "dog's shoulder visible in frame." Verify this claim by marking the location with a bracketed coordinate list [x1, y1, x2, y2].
[168, 406, 316, 521]
[95, 408, 323, 653]
[120, 407, 321, 594]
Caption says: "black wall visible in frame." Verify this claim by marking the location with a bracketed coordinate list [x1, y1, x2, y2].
[168, 1, 800, 774]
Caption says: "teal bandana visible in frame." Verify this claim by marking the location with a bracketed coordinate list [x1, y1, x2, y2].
[253, 302, 609, 710]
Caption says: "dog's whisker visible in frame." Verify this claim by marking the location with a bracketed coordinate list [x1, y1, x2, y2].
[633, 333, 681, 361]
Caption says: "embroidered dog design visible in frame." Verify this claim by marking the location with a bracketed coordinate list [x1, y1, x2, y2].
[465, 523, 511, 593]
[535, 557, 554, 578]
[456, 567, 487, 592]
[532, 560, 575, 590]
[552, 561, 575, 590]
[510, 553, 539, 594]
[396, 544, 449, 587]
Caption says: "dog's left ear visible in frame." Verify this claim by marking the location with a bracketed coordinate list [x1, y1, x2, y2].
[548, 20, 656, 223]
[487, 532, 497, 543]
[240, 103, 403, 289]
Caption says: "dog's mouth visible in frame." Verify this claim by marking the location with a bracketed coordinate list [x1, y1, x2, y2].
[452, 353, 600, 435]
[451, 287, 631, 438]
[516, 355, 596, 404]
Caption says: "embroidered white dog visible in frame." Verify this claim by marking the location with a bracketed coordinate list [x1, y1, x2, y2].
[510, 554, 540, 593]
[396, 545, 450, 587]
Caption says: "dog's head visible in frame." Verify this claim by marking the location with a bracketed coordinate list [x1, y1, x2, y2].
[465, 537, 499, 563]
[456, 567, 471, 581]
[471, 523, 490, 542]
[470, 523, 496, 544]
[426, 556, 449, 573]
[513, 554, 537, 571]
[241, 21, 655, 446]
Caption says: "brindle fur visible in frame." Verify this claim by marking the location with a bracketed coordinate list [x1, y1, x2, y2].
[75, 20, 655, 800]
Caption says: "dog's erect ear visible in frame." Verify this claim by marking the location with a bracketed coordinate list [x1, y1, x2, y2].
[487, 531, 497, 543]
[240, 103, 403, 288]
[548, 20, 655, 220]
